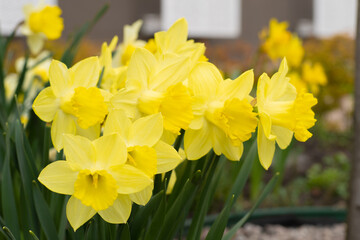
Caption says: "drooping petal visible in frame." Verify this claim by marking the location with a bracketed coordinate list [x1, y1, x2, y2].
[217, 69, 254, 101]
[149, 56, 190, 92]
[188, 62, 222, 98]
[49, 60, 70, 97]
[32, 87, 60, 122]
[127, 48, 156, 89]
[154, 140, 182, 173]
[128, 145, 157, 177]
[63, 134, 95, 170]
[129, 184, 153, 205]
[69, 57, 100, 88]
[103, 109, 131, 140]
[38, 160, 77, 195]
[272, 125, 293, 149]
[51, 110, 76, 151]
[184, 120, 212, 160]
[66, 196, 96, 232]
[98, 195, 132, 224]
[128, 113, 163, 147]
[212, 126, 243, 161]
[93, 134, 128, 168]
[257, 121, 276, 170]
[27, 33, 44, 55]
[110, 164, 153, 194]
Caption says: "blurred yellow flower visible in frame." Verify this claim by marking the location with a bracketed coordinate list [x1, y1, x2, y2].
[256, 58, 317, 169]
[38, 134, 152, 231]
[32, 57, 111, 151]
[184, 62, 257, 160]
[302, 62, 327, 95]
[261, 18, 304, 67]
[21, 3, 63, 55]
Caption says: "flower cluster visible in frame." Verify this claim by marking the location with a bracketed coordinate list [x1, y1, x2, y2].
[33, 18, 317, 230]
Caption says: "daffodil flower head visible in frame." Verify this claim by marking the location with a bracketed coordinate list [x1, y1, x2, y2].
[184, 62, 258, 161]
[110, 48, 193, 136]
[32, 57, 111, 151]
[302, 61, 327, 95]
[38, 134, 152, 231]
[21, 1, 64, 55]
[256, 58, 317, 170]
[103, 109, 182, 204]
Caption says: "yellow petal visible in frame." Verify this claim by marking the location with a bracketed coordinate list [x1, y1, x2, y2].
[257, 121, 276, 170]
[98, 195, 132, 224]
[128, 113, 163, 147]
[217, 70, 254, 101]
[129, 184, 153, 205]
[154, 140, 182, 173]
[110, 164, 153, 194]
[93, 134, 128, 168]
[76, 123, 100, 141]
[184, 120, 212, 160]
[166, 171, 177, 194]
[212, 126, 243, 161]
[128, 145, 157, 177]
[66, 196, 96, 231]
[109, 87, 139, 119]
[124, 20, 143, 43]
[188, 62, 222, 97]
[103, 109, 131, 139]
[127, 48, 156, 89]
[49, 60, 70, 97]
[32, 87, 59, 122]
[27, 33, 44, 55]
[51, 110, 76, 151]
[259, 112, 276, 140]
[63, 134, 95, 170]
[272, 125, 293, 149]
[155, 18, 188, 53]
[69, 57, 100, 88]
[38, 161, 77, 195]
[159, 82, 193, 134]
[149, 56, 190, 92]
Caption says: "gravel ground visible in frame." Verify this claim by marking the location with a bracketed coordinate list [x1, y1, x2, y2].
[200, 223, 345, 240]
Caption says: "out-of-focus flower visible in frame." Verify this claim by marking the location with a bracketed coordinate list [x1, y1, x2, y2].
[302, 62, 327, 95]
[20, 2, 63, 55]
[32, 57, 111, 151]
[38, 134, 152, 231]
[184, 62, 258, 160]
[261, 18, 304, 67]
[113, 20, 146, 67]
[256, 58, 317, 169]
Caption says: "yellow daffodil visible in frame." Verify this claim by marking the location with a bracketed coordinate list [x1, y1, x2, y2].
[184, 62, 258, 160]
[32, 57, 111, 151]
[256, 58, 317, 169]
[103, 109, 182, 205]
[38, 134, 152, 231]
[154, 18, 207, 68]
[113, 20, 146, 67]
[110, 48, 193, 136]
[302, 62, 327, 95]
[261, 18, 304, 67]
[99, 36, 127, 93]
[20, 2, 63, 55]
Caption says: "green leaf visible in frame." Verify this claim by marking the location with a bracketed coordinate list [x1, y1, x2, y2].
[32, 182, 59, 240]
[130, 190, 164, 239]
[205, 196, 235, 240]
[222, 173, 280, 240]
[157, 170, 201, 240]
[144, 189, 166, 240]
[118, 224, 130, 240]
[29, 230, 40, 240]
[2, 226, 16, 240]
[226, 140, 257, 207]
[61, 4, 109, 66]
[187, 155, 225, 240]
[1, 123, 20, 240]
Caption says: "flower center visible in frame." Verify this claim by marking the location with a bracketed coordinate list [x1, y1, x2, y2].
[74, 169, 118, 211]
